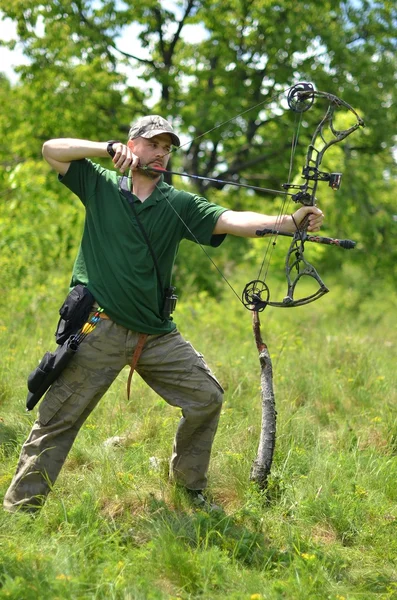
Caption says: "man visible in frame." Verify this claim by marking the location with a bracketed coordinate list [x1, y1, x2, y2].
[3, 116, 323, 512]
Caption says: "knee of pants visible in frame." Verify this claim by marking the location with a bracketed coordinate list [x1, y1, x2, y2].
[203, 372, 224, 414]
[199, 385, 223, 418]
[213, 387, 223, 409]
[181, 383, 223, 421]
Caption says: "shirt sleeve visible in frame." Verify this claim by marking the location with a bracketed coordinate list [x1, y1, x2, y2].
[183, 194, 229, 247]
[58, 159, 110, 206]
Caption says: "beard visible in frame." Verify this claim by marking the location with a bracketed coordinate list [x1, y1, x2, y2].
[138, 162, 164, 180]
[142, 168, 161, 180]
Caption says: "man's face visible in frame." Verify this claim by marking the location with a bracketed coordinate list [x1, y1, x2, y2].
[128, 133, 172, 177]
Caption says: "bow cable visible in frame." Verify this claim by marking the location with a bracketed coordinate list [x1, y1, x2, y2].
[254, 110, 304, 285]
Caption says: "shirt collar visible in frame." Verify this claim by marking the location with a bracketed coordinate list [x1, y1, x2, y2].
[129, 174, 171, 208]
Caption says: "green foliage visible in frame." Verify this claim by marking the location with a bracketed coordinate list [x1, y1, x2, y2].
[0, 0, 395, 298]
[0, 159, 82, 289]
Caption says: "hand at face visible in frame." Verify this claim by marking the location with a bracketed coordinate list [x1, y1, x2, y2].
[111, 143, 140, 174]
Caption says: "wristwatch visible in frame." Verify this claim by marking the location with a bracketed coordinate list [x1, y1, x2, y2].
[106, 140, 121, 158]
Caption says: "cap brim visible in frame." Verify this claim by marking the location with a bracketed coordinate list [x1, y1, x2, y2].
[141, 129, 180, 147]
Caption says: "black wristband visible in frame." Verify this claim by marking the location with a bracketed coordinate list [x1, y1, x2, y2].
[106, 140, 121, 158]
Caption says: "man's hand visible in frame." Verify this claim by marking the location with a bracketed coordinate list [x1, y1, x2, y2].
[286, 205, 324, 233]
[111, 143, 140, 174]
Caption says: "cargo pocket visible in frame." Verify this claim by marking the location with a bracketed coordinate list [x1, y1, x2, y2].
[38, 380, 74, 426]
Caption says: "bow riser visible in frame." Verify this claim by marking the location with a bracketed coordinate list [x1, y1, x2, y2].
[282, 239, 328, 304]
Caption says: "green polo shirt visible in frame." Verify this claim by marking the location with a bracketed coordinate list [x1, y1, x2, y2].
[60, 159, 228, 334]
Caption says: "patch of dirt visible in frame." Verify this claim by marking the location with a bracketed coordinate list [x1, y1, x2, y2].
[311, 523, 338, 545]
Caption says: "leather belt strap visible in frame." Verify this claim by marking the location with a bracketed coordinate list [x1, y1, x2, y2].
[127, 333, 148, 399]
[97, 312, 147, 398]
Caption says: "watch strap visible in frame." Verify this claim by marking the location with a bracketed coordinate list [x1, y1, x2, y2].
[106, 140, 121, 158]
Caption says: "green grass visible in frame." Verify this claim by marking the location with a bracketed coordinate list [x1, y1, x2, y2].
[0, 271, 396, 599]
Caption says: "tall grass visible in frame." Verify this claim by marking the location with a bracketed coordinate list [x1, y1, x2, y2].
[0, 270, 396, 599]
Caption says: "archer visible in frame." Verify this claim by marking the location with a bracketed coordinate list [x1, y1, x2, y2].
[3, 115, 323, 513]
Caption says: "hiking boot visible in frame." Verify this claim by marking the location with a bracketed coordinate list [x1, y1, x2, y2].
[184, 488, 222, 512]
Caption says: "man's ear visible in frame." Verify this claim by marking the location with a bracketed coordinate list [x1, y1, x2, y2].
[127, 140, 134, 150]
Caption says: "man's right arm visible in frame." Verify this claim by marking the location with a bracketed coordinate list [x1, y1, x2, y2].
[42, 139, 140, 176]
[42, 139, 110, 175]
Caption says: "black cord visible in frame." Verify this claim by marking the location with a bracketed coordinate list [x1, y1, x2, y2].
[119, 176, 165, 294]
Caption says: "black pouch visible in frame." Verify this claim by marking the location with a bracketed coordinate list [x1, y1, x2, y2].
[55, 284, 95, 345]
[26, 336, 79, 411]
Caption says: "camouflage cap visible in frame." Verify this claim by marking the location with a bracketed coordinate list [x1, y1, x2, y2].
[128, 115, 180, 147]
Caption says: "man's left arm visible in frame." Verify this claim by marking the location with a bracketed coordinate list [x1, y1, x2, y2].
[213, 206, 324, 237]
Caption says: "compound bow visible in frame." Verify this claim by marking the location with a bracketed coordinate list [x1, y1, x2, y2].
[241, 82, 364, 312]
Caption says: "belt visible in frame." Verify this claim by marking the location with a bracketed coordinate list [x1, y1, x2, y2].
[127, 333, 148, 399]
[98, 311, 147, 398]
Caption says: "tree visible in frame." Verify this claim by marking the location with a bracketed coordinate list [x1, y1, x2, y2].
[0, 0, 396, 292]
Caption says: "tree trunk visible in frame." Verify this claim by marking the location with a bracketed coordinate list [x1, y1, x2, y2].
[249, 311, 277, 489]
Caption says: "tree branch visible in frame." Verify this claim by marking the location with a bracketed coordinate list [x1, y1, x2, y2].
[167, 0, 197, 61]
[73, 1, 157, 67]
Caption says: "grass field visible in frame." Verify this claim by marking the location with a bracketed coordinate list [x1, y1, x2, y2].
[0, 271, 396, 599]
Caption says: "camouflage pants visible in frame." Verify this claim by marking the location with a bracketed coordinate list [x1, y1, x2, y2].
[3, 319, 223, 512]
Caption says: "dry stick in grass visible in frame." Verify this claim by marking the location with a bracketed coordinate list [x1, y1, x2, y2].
[250, 310, 277, 488]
